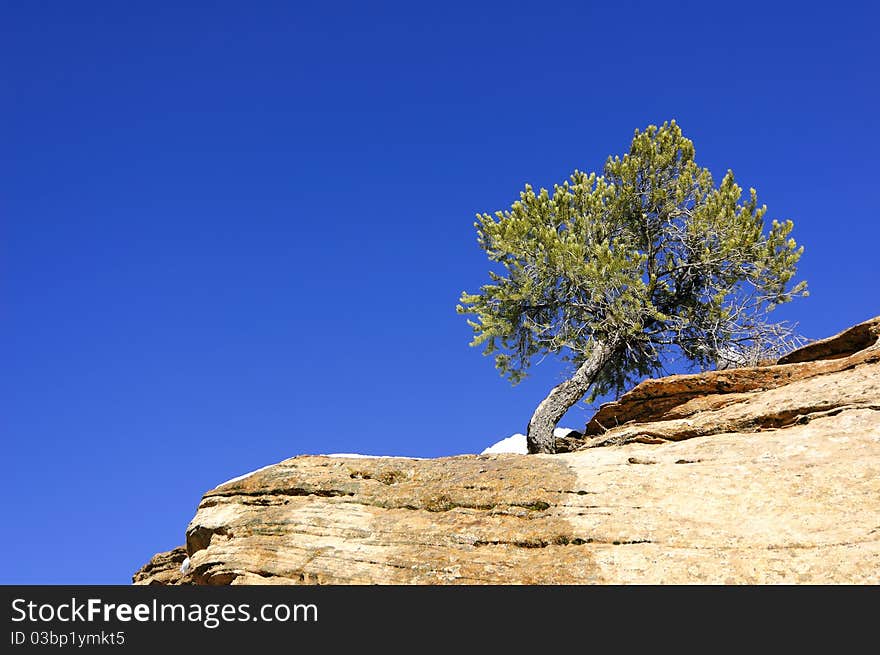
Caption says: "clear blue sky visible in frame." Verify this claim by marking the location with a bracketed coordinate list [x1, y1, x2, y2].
[2, 1, 877, 584]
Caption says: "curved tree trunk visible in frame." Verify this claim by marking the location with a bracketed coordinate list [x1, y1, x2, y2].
[527, 340, 616, 454]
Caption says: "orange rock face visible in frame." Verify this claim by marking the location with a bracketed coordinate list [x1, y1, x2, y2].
[134, 316, 880, 585]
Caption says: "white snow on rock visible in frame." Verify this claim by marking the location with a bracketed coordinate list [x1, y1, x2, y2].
[480, 428, 579, 455]
[481, 433, 528, 454]
[180, 556, 191, 575]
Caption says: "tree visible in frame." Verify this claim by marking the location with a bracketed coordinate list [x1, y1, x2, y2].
[457, 120, 808, 454]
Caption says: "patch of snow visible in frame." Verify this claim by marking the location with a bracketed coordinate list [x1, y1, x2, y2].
[180, 557, 191, 575]
[480, 427, 580, 455]
[481, 433, 528, 454]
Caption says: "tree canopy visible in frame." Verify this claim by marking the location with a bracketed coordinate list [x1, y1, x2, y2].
[458, 120, 808, 453]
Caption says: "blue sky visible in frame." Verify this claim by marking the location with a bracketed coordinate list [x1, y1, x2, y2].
[2, 1, 877, 584]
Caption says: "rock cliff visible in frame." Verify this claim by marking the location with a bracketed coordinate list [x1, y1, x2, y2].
[134, 316, 880, 584]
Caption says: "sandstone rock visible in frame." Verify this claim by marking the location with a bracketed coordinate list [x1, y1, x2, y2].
[778, 315, 880, 364]
[132, 546, 188, 585]
[584, 315, 880, 446]
[134, 316, 880, 585]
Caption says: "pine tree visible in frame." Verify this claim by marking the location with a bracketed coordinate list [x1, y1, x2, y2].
[458, 121, 808, 453]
